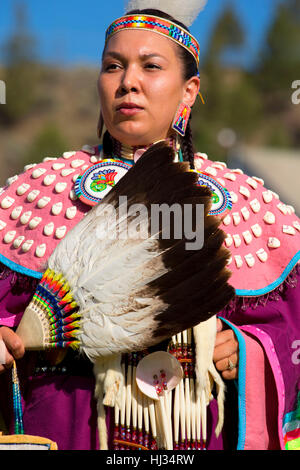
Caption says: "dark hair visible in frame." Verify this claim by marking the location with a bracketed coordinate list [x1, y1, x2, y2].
[103, 8, 198, 168]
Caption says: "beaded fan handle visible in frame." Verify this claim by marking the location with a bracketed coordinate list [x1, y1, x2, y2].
[12, 362, 24, 435]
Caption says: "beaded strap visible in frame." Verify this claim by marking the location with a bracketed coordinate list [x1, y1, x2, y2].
[12, 362, 24, 435]
[105, 15, 200, 67]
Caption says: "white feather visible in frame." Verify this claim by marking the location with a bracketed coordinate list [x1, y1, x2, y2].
[125, 0, 207, 26]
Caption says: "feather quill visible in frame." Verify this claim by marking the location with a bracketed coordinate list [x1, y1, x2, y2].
[125, 0, 208, 27]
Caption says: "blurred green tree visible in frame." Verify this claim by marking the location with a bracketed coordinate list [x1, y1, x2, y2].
[0, 1, 40, 126]
[24, 122, 69, 166]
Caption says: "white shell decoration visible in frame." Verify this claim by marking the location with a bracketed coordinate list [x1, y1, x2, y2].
[52, 163, 65, 171]
[277, 203, 288, 215]
[233, 234, 242, 248]
[37, 197, 51, 209]
[43, 174, 56, 186]
[224, 173, 236, 182]
[268, 237, 281, 249]
[225, 234, 233, 247]
[4, 231, 16, 244]
[282, 225, 296, 236]
[249, 199, 261, 213]
[286, 205, 295, 215]
[293, 221, 300, 232]
[245, 253, 255, 268]
[136, 351, 183, 401]
[16, 183, 31, 196]
[252, 176, 264, 185]
[232, 168, 244, 174]
[13, 236, 25, 249]
[229, 191, 238, 204]
[232, 212, 241, 226]
[246, 177, 258, 190]
[27, 190, 40, 203]
[263, 211, 276, 225]
[20, 211, 32, 225]
[222, 214, 231, 226]
[61, 169, 75, 177]
[90, 156, 98, 164]
[66, 207, 77, 220]
[204, 166, 217, 177]
[11, 206, 23, 220]
[51, 202, 63, 216]
[63, 151, 77, 159]
[1, 196, 15, 209]
[0, 221, 7, 231]
[21, 240, 34, 253]
[43, 157, 57, 162]
[256, 248, 268, 263]
[251, 224, 263, 238]
[24, 163, 37, 171]
[240, 206, 250, 221]
[242, 230, 253, 245]
[195, 152, 208, 160]
[55, 182, 67, 194]
[262, 190, 273, 204]
[44, 223, 55, 237]
[6, 175, 19, 186]
[29, 217, 42, 230]
[55, 226, 67, 240]
[217, 177, 225, 186]
[72, 174, 80, 183]
[69, 190, 77, 201]
[71, 159, 85, 169]
[35, 244, 47, 258]
[212, 162, 227, 170]
[234, 255, 243, 268]
[32, 168, 47, 179]
[239, 186, 250, 198]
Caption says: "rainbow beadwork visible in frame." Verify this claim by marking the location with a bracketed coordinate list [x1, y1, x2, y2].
[105, 15, 200, 67]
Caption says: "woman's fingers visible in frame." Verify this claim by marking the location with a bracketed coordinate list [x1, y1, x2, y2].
[0, 327, 25, 374]
[213, 326, 239, 380]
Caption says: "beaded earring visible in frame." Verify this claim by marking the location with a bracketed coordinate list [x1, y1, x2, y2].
[172, 102, 191, 137]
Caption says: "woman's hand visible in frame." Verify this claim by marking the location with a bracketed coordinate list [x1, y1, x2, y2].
[213, 319, 239, 380]
[0, 327, 25, 374]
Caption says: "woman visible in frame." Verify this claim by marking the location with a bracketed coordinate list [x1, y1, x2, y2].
[0, 2, 299, 450]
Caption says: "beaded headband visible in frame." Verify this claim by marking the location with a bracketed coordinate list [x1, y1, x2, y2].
[105, 14, 200, 67]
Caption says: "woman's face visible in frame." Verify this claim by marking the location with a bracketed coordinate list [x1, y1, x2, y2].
[98, 30, 199, 146]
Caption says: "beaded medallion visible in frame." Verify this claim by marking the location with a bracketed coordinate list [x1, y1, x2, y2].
[196, 172, 232, 217]
[74, 159, 133, 207]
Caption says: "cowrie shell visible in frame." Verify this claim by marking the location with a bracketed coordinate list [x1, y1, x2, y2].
[66, 206, 77, 220]
[277, 203, 288, 215]
[195, 152, 208, 160]
[13, 236, 25, 249]
[233, 234, 242, 248]
[4, 231, 16, 244]
[44, 222, 54, 236]
[283, 225, 296, 235]
[212, 162, 227, 170]
[293, 221, 300, 232]
[20, 211, 32, 225]
[63, 151, 76, 159]
[6, 175, 18, 186]
[250, 199, 261, 213]
[263, 211, 275, 225]
[204, 166, 217, 177]
[245, 254, 255, 268]
[251, 224, 262, 237]
[90, 156, 98, 164]
[51, 202, 63, 216]
[43, 174, 56, 186]
[72, 174, 80, 183]
[32, 168, 46, 179]
[262, 190, 273, 204]
[241, 206, 250, 221]
[256, 248, 268, 263]
[81, 165, 89, 171]
[222, 215, 231, 226]
[43, 157, 57, 162]
[268, 237, 280, 249]
[0, 221, 7, 231]
[252, 176, 264, 185]
[27, 190, 40, 202]
[11, 206, 23, 220]
[69, 190, 77, 201]
[225, 234, 233, 247]
[71, 159, 85, 169]
[229, 192, 238, 204]
[16, 183, 30, 196]
[37, 197, 51, 209]
[234, 255, 243, 268]
[227, 256, 232, 266]
[217, 178, 225, 186]
[232, 168, 244, 175]
[1, 196, 15, 209]
[61, 169, 75, 177]
[232, 212, 241, 225]
[24, 163, 37, 171]
[29, 217, 42, 230]
[52, 163, 65, 171]
[55, 182, 67, 194]
[21, 240, 34, 253]
[246, 178, 258, 190]
[224, 173, 236, 182]
[239, 186, 250, 198]
[242, 231, 253, 245]
[55, 226, 67, 239]
[35, 244, 47, 258]
[286, 205, 295, 215]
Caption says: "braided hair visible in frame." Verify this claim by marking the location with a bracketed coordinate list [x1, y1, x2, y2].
[102, 8, 199, 168]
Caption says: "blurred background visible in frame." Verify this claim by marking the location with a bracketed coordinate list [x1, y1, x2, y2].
[0, 0, 299, 210]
